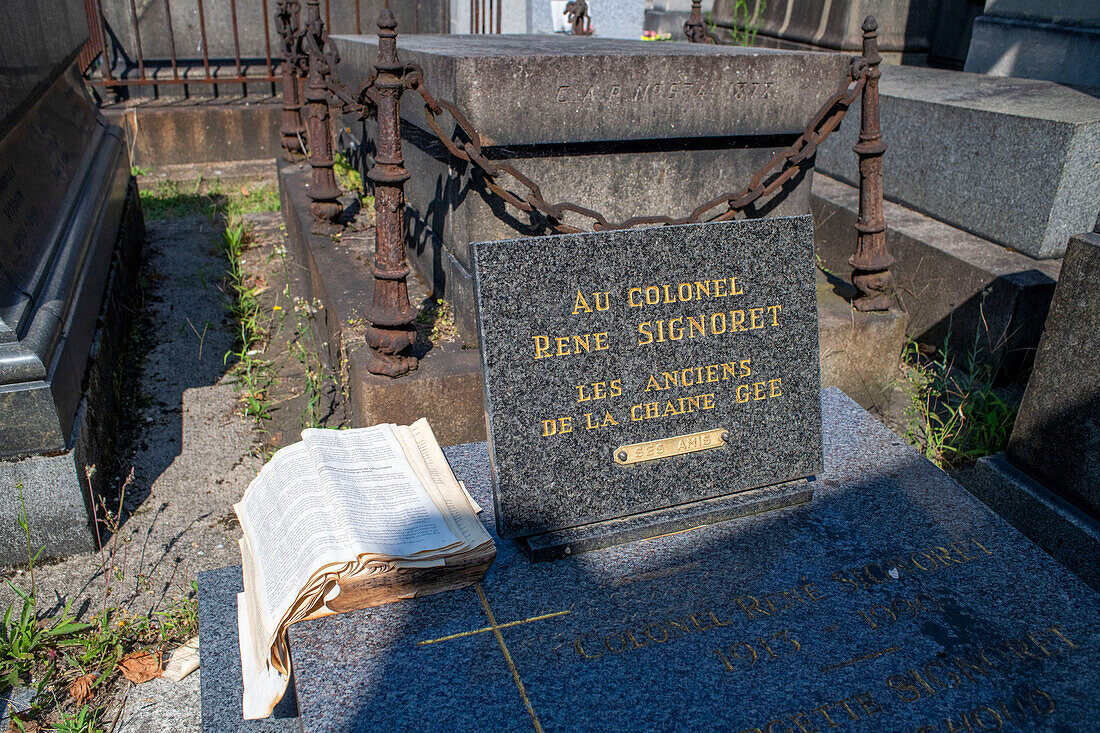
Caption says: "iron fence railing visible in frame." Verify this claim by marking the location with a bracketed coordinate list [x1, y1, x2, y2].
[79, 0, 439, 95]
[283, 0, 894, 377]
[470, 0, 502, 34]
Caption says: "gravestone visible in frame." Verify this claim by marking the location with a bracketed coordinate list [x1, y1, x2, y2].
[331, 34, 851, 343]
[965, 0, 1100, 89]
[962, 231, 1100, 590]
[268, 388, 1100, 732]
[711, 0, 937, 63]
[473, 218, 821, 555]
[0, 0, 144, 562]
[815, 64, 1100, 260]
[527, 0, 645, 38]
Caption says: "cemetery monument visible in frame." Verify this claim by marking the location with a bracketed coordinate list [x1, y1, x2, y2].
[197, 10, 1100, 731]
[0, 0, 144, 563]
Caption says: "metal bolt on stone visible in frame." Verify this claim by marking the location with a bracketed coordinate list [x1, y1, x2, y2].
[849, 16, 895, 312]
[303, 0, 344, 235]
[276, 0, 308, 160]
[684, 0, 715, 44]
[363, 0, 418, 377]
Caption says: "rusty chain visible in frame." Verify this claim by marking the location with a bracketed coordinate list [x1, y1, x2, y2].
[320, 51, 869, 235]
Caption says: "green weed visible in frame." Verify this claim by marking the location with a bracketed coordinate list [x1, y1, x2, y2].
[900, 331, 1019, 469]
[221, 221, 277, 421]
[290, 297, 333, 429]
[711, 0, 766, 46]
[416, 298, 458, 343]
[52, 704, 103, 733]
[334, 152, 363, 195]
[0, 483, 196, 730]
[139, 177, 280, 221]
[0, 486, 92, 690]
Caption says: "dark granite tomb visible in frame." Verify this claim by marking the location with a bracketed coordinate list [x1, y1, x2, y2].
[472, 218, 821, 554]
[1005, 232, 1100, 515]
[962, 231, 1100, 590]
[0, 0, 144, 562]
[264, 389, 1100, 733]
[330, 34, 851, 343]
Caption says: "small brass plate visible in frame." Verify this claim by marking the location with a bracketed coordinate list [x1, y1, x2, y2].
[614, 428, 728, 466]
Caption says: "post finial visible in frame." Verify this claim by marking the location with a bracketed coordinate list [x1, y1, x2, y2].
[862, 15, 877, 34]
[379, 0, 396, 31]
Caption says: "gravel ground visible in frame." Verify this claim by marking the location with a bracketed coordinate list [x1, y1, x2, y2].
[0, 167, 327, 729]
[3, 212, 261, 623]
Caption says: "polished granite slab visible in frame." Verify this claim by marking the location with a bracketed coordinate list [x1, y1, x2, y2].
[286, 389, 1100, 732]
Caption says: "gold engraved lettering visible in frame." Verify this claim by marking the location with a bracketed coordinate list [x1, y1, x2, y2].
[615, 428, 727, 465]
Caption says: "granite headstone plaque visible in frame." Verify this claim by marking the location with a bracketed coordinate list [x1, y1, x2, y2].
[472, 217, 822, 544]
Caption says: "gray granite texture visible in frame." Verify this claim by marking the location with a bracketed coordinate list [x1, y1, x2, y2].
[287, 388, 1100, 732]
[811, 173, 1060, 379]
[198, 566, 299, 733]
[526, 0, 645, 37]
[522, 479, 813, 561]
[473, 217, 822, 538]
[332, 34, 851, 342]
[815, 64, 1100, 260]
[711, 0, 936, 60]
[1005, 232, 1100, 516]
[590, 0, 646, 40]
[332, 35, 853, 147]
[965, 6, 1100, 90]
[957, 454, 1100, 591]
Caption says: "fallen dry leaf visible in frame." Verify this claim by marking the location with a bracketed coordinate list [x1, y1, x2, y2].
[69, 672, 97, 703]
[118, 651, 163, 684]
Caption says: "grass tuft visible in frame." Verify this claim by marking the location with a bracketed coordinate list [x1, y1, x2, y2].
[900, 332, 1019, 469]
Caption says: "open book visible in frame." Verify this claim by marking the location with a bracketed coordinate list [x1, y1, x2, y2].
[234, 419, 494, 719]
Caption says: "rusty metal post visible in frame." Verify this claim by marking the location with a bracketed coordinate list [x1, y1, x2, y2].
[684, 0, 714, 43]
[303, 0, 344, 234]
[849, 16, 894, 312]
[364, 1, 418, 377]
[277, 0, 307, 160]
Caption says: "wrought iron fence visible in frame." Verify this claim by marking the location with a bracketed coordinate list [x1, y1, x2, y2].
[78, 0, 439, 95]
[470, 0, 502, 34]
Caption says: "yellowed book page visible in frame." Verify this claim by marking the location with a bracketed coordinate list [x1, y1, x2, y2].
[407, 418, 492, 549]
[300, 425, 465, 559]
[238, 590, 291, 720]
[391, 424, 471, 545]
[234, 442, 349, 618]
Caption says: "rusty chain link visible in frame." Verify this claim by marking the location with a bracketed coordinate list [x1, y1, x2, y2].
[322, 54, 869, 235]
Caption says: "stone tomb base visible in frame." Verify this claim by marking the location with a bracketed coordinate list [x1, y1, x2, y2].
[199, 389, 1100, 732]
[521, 479, 813, 561]
[278, 160, 484, 446]
[958, 455, 1100, 592]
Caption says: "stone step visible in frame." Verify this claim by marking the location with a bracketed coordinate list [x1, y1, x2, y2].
[811, 172, 1060, 380]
